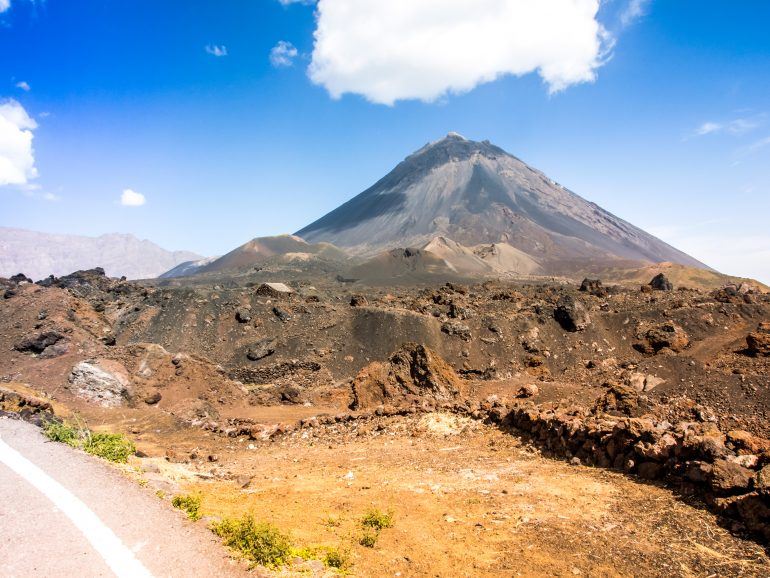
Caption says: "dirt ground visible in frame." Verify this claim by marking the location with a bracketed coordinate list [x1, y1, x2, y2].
[137, 413, 769, 578]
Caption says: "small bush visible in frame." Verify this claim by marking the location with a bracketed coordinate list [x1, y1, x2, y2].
[211, 515, 293, 568]
[84, 432, 136, 463]
[324, 546, 351, 569]
[172, 494, 202, 521]
[292, 545, 351, 571]
[43, 420, 81, 446]
[359, 530, 378, 548]
[43, 418, 135, 464]
[361, 508, 394, 531]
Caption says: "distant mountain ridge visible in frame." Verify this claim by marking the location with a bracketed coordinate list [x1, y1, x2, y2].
[296, 133, 708, 274]
[0, 228, 201, 281]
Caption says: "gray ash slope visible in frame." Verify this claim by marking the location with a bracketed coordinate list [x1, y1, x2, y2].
[296, 133, 707, 274]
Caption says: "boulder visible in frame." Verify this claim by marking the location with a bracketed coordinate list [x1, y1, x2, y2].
[235, 307, 252, 323]
[350, 295, 368, 307]
[246, 338, 276, 361]
[255, 282, 293, 298]
[554, 295, 591, 332]
[272, 306, 291, 323]
[68, 360, 130, 407]
[746, 322, 770, 357]
[14, 331, 65, 355]
[627, 372, 665, 393]
[579, 278, 606, 297]
[710, 459, 754, 494]
[649, 273, 673, 291]
[636, 323, 689, 354]
[516, 384, 539, 398]
[441, 321, 472, 341]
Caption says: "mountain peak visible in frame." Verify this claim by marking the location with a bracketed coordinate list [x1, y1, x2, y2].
[295, 136, 708, 273]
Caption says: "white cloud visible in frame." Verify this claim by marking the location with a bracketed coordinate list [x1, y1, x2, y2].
[120, 188, 146, 207]
[692, 117, 762, 138]
[0, 0, 10, 13]
[15, 81, 31, 92]
[270, 40, 298, 68]
[205, 45, 228, 57]
[620, 0, 651, 28]
[308, 0, 613, 105]
[0, 98, 38, 187]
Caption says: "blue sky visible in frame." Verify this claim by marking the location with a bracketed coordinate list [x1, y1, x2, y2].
[1, 0, 769, 283]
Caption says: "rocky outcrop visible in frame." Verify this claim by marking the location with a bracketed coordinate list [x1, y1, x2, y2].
[351, 343, 463, 410]
[496, 405, 770, 543]
[68, 360, 130, 407]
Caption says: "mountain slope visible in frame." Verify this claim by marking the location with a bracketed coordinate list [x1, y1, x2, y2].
[296, 133, 708, 274]
[0, 228, 201, 280]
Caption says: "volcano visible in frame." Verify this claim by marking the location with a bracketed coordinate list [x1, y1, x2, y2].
[295, 133, 707, 274]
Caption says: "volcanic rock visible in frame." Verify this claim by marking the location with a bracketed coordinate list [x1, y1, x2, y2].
[235, 307, 252, 323]
[649, 273, 673, 291]
[14, 331, 65, 355]
[579, 278, 606, 296]
[351, 343, 463, 410]
[746, 322, 770, 357]
[441, 321, 472, 341]
[554, 295, 591, 332]
[246, 338, 276, 361]
[636, 323, 689, 354]
[68, 360, 130, 407]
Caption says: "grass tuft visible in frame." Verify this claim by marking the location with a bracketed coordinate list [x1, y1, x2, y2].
[43, 418, 135, 463]
[359, 530, 378, 548]
[84, 432, 135, 463]
[211, 515, 293, 568]
[43, 419, 81, 446]
[172, 494, 202, 521]
[361, 508, 394, 531]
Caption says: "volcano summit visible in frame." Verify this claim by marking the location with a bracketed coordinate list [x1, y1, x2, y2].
[296, 133, 706, 275]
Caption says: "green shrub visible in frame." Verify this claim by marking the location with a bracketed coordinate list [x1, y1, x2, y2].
[292, 545, 351, 571]
[43, 420, 81, 446]
[211, 515, 293, 568]
[359, 530, 378, 548]
[43, 418, 135, 464]
[84, 432, 136, 463]
[323, 546, 351, 569]
[172, 494, 202, 521]
[361, 508, 394, 531]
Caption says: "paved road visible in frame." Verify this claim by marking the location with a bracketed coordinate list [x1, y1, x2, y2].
[0, 416, 252, 578]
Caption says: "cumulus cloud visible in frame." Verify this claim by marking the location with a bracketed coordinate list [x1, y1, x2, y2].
[120, 188, 146, 207]
[0, 0, 10, 13]
[0, 99, 38, 187]
[270, 40, 298, 68]
[205, 45, 228, 57]
[14, 81, 31, 92]
[308, 0, 612, 105]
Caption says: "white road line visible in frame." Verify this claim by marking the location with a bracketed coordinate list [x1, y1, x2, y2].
[0, 438, 154, 578]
